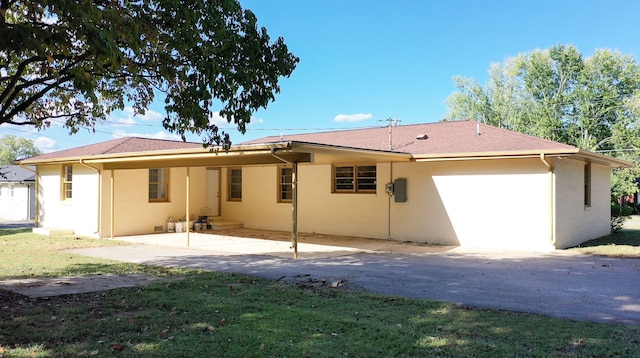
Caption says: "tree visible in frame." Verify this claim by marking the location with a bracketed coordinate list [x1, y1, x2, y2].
[0, 0, 299, 147]
[0, 134, 42, 163]
[445, 44, 640, 196]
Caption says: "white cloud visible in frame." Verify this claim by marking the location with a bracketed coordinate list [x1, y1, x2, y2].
[112, 130, 182, 141]
[106, 107, 164, 128]
[34, 137, 57, 152]
[123, 107, 163, 121]
[333, 113, 373, 123]
[112, 117, 137, 127]
[208, 111, 263, 126]
[208, 111, 230, 125]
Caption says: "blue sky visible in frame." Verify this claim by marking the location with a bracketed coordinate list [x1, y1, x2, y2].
[3, 0, 640, 152]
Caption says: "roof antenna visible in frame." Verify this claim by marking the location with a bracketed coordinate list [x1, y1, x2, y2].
[385, 117, 400, 150]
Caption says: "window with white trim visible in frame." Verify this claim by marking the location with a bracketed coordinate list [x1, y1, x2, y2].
[229, 168, 242, 201]
[62, 165, 73, 200]
[149, 168, 169, 202]
[333, 164, 376, 193]
[278, 167, 293, 202]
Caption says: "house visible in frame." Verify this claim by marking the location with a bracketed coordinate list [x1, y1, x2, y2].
[0, 165, 36, 220]
[18, 120, 631, 251]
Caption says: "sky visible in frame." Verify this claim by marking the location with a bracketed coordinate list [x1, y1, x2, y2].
[3, 0, 640, 153]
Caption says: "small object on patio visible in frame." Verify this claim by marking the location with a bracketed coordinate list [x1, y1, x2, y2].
[194, 222, 202, 231]
[175, 220, 184, 233]
[167, 217, 175, 233]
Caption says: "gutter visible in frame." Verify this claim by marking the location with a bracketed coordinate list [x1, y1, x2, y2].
[20, 143, 294, 166]
[539, 154, 555, 246]
[271, 148, 299, 259]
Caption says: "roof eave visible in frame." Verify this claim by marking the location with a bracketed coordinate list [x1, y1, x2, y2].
[19, 143, 294, 165]
[413, 148, 634, 167]
[290, 141, 413, 161]
[412, 149, 580, 162]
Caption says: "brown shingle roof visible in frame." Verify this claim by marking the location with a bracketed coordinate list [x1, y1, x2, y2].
[23, 137, 203, 162]
[241, 120, 576, 155]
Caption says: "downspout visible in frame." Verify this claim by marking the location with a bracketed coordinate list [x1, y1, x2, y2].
[79, 159, 102, 238]
[271, 148, 298, 259]
[539, 154, 555, 246]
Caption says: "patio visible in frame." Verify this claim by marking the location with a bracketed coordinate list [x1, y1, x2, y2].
[112, 228, 456, 259]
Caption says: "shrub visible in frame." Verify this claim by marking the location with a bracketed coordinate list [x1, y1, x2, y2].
[611, 203, 634, 217]
[611, 203, 633, 233]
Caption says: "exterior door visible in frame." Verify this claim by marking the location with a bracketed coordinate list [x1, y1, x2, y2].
[206, 169, 220, 217]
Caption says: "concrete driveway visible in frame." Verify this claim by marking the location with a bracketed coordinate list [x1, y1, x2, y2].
[67, 230, 640, 326]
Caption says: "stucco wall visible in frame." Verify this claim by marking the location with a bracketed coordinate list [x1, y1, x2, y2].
[554, 159, 610, 248]
[108, 167, 207, 237]
[0, 183, 34, 220]
[389, 159, 553, 251]
[37, 164, 100, 237]
[220, 164, 390, 238]
[220, 158, 556, 251]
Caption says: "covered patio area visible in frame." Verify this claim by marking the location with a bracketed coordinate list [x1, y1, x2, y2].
[112, 228, 455, 259]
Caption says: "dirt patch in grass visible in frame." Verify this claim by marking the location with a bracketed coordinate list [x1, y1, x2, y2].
[0, 274, 182, 298]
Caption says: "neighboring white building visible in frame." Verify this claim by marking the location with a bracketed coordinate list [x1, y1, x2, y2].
[0, 165, 36, 220]
[19, 121, 632, 251]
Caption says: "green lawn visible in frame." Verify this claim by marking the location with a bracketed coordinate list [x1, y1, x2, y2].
[1, 228, 639, 357]
[570, 222, 640, 257]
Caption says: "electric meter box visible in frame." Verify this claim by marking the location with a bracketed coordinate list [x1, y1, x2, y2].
[394, 178, 407, 202]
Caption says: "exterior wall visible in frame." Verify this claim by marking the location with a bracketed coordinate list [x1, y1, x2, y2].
[220, 163, 390, 238]
[33, 154, 613, 251]
[554, 159, 610, 249]
[0, 182, 35, 220]
[389, 158, 553, 251]
[220, 157, 556, 251]
[108, 167, 207, 237]
[37, 164, 100, 237]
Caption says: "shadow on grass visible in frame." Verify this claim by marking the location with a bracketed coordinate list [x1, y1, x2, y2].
[578, 228, 640, 248]
[1, 269, 638, 357]
[0, 227, 32, 236]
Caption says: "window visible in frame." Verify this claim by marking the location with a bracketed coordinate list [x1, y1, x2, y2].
[149, 168, 169, 202]
[333, 164, 376, 193]
[278, 167, 293, 202]
[62, 165, 73, 200]
[9, 183, 14, 198]
[229, 168, 242, 201]
[584, 163, 591, 207]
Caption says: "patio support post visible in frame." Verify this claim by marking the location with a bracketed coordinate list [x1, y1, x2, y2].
[292, 162, 298, 258]
[186, 167, 190, 247]
[271, 148, 299, 258]
[110, 170, 114, 240]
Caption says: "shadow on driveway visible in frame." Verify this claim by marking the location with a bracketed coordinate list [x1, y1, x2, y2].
[67, 243, 640, 325]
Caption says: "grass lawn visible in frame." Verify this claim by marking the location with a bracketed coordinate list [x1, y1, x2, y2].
[569, 218, 640, 257]
[1, 228, 639, 357]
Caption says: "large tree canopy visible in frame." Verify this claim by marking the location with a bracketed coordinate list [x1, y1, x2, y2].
[445, 44, 640, 197]
[0, 0, 299, 147]
[0, 134, 41, 163]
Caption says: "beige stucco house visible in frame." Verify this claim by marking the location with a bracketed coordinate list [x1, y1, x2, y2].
[19, 120, 631, 252]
